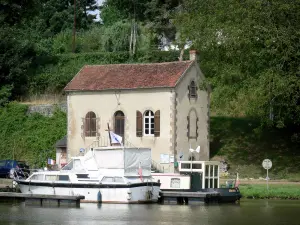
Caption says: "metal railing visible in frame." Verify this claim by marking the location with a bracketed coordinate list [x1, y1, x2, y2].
[78, 136, 138, 157]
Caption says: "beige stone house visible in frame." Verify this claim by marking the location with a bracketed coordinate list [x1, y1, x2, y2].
[64, 50, 210, 173]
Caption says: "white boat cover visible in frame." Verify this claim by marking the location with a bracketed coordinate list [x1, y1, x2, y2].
[124, 148, 151, 176]
[91, 148, 151, 176]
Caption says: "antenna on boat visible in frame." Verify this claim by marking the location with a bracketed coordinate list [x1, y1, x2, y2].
[189, 144, 201, 173]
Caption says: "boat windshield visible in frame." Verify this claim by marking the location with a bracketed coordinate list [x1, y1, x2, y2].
[61, 160, 73, 170]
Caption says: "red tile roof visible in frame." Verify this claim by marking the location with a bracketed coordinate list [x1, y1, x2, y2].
[64, 61, 194, 91]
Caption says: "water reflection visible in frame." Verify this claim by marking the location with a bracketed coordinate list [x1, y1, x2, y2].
[0, 200, 299, 225]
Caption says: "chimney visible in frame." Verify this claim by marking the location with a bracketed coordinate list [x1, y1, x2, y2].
[189, 50, 198, 61]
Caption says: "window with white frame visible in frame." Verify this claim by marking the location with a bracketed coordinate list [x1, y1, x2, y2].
[144, 110, 154, 135]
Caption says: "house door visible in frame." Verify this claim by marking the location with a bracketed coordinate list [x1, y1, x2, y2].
[114, 111, 125, 142]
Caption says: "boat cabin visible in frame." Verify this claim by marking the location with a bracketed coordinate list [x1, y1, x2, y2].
[152, 161, 219, 190]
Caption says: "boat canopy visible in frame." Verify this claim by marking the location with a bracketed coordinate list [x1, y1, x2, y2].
[62, 147, 152, 177]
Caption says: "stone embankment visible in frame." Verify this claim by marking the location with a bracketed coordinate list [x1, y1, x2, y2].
[27, 102, 67, 117]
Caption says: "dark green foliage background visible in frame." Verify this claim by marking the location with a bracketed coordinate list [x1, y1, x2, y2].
[30, 50, 185, 94]
[0, 102, 66, 168]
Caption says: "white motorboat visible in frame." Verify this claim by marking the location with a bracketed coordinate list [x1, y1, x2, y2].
[15, 147, 160, 203]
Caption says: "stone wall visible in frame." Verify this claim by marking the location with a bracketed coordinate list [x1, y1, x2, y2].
[27, 102, 67, 117]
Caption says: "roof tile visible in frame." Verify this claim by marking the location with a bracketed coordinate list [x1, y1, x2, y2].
[64, 61, 194, 91]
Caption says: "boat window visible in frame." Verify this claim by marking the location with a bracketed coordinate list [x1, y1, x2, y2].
[62, 160, 73, 170]
[101, 177, 114, 182]
[210, 178, 213, 188]
[170, 178, 180, 188]
[31, 174, 44, 180]
[214, 179, 218, 188]
[192, 163, 202, 169]
[205, 165, 209, 176]
[76, 174, 89, 178]
[210, 166, 214, 177]
[181, 163, 191, 169]
[45, 175, 57, 181]
[58, 175, 69, 181]
[214, 165, 218, 177]
[205, 178, 209, 188]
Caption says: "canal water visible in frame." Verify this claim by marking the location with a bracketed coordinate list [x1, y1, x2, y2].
[0, 199, 299, 225]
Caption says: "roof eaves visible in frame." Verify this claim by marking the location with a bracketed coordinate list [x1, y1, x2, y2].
[174, 60, 195, 87]
[64, 65, 87, 91]
[64, 86, 176, 92]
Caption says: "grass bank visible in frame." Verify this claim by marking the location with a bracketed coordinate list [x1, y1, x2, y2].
[239, 184, 300, 200]
[210, 117, 300, 180]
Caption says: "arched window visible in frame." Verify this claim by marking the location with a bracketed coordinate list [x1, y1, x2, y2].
[144, 110, 154, 135]
[114, 111, 125, 140]
[188, 80, 198, 99]
[85, 111, 96, 137]
[187, 109, 198, 139]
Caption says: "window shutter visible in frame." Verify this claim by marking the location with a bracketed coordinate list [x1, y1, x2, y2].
[96, 117, 100, 137]
[196, 117, 199, 138]
[187, 116, 190, 138]
[154, 110, 160, 137]
[136, 110, 143, 137]
[81, 118, 85, 139]
[91, 116, 97, 137]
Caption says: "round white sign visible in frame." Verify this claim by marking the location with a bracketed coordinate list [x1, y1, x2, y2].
[262, 159, 272, 169]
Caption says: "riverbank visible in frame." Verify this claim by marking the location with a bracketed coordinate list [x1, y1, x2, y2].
[220, 179, 300, 200]
[239, 183, 300, 200]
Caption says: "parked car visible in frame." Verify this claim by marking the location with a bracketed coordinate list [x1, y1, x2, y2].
[0, 160, 30, 179]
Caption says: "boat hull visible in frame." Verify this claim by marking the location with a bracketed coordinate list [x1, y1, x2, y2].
[202, 188, 242, 203]
[17, 180, 160, 203]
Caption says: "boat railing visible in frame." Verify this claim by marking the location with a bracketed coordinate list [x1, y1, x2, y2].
[74, 137, 139, 159]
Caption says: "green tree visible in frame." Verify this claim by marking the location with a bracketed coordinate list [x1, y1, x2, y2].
[37, 0, 98, 36]
[100, 0, 180, 49]
[174, 0, 300, 127]
[0, 0, 37, 25]
[0, 27, 37, 99]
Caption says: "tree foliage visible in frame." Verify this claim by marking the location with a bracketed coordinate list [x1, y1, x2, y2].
[0, 27, 37, 98]
[0, 102, 66, 167]
[0, 0, 37, 25]
[174, 0, 300, 127]
[33, 0, 98, 37]
[100, 0, 180, 46]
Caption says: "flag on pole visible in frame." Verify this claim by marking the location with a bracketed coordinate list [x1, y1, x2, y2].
[109, 131, 123, 145]
[47, 158, 55, 165]
[138, 162, 143, 182]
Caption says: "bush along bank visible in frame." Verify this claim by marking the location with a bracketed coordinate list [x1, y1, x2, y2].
[0, 102, 66, 168]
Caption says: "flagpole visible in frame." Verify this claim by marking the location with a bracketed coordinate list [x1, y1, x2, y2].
[107, 123, 112, 146]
